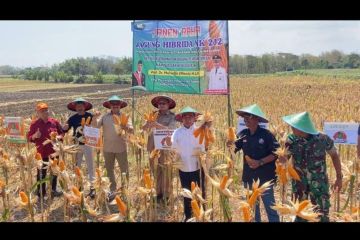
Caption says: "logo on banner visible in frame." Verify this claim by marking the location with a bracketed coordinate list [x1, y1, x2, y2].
[134, 23, 145, 30]
[333, 131, 347, 143]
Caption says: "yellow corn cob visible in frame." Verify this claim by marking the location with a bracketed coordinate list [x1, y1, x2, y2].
[81, 117, 86, 127]
[227, 127, 237, 141]
[150, 149, 161, 159]
[199, 129, 205, 145]
[191, 199, 201, 220]
[0, 179, 5, 189]
[72, 186, 81, 197]
[19, 191, 29, 204]
[85, 116, 91, 126]
[241, 205, 251, 222]
[50, 131, 57, 141]
[0, 128, 5, 136]
[96, 168, 101, 178]
[193, 126, 203, 138]
[220, 175, 228, 190]
[120, 114, 128, 127]
[35, 152, 42, 161]
[144, 171, 152, 189]
[288, 164, 301, 181]
[2, 152, 9, 160]
[115, 196, 127, 217]
[51, 159, 58, 167]
[279, 166, 288, 185]
[75, 166, 82, 177]
[297, 200, 310, 213]
[208, 129, 215, 143]
[113, 115, 120, 125]
[59, 160, 65, 171]
[247, 189, 260, 207]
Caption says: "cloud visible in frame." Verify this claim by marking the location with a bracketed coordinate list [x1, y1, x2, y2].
[229, 21, 360, 56]
[1, 21, 360, 67]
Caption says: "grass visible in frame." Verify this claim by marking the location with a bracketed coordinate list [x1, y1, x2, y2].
[0, 78, 98, 92]
[274, 69, 360, 79]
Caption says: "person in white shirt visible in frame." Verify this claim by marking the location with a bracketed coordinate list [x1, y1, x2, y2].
[165, 106, 206, 221]
[208, 54, 228, 91]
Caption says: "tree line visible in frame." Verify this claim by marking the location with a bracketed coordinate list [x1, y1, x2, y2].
[1, 50, 360, 83]
[0, 56, 132, 84]
[229, 50, 360, 74]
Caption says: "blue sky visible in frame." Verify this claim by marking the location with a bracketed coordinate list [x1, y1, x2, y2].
[1, 20, 360, 67]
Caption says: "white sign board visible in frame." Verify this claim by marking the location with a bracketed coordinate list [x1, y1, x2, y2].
[4, 117, 23, 138]
[153, 129, 175, 150]
[237, 117, 268, 134]
[84, 126, 101, 148]
[323, 122, 359, 145]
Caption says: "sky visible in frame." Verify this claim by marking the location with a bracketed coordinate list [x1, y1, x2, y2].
[1, 20, 360, 68]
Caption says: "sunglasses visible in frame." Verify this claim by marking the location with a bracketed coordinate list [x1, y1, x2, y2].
[110, 101, 121, 106]
[158, 102, 168, 105]
[242, 114, 254, 119]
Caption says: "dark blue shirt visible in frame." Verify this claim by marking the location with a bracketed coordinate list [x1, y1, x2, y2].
[358, 125, 360, 135]
[65, 112, 93, 145]
[235, 126, 279, 184]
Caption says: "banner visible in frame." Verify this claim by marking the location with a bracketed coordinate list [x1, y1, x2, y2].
[153, 129, 175, 150]
[323, 122, 359, 145]
[84, 126, 102, 148]
[4, 117, 26, 143]
[237, 117, 268, 134]
[132, 20, 229, 95]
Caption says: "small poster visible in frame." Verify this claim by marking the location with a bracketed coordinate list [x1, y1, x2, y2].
[153, 129, 175, 150]
[323, 122, 359, 145]
[84, 126, 102, 148]
[4, 117, 26, 143]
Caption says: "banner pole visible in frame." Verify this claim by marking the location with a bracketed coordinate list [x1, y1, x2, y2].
[131, 20, 136, 131]
[226, 21, 232, 127]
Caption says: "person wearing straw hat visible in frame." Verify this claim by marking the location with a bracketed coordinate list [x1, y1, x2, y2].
[93, 95, 133, 202]
[63, 98, 96, 198]
[281, 111, 342, 222]
[142, 95, 177, 204]
[227, 104, 280, 222]
[27, 102, 64, 198]
[164, 106, 206, 222]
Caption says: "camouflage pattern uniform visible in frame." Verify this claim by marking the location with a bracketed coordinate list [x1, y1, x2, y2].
[285, 133, 336, 222]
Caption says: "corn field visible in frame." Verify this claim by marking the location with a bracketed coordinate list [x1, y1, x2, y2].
[0, 75, 359, 222]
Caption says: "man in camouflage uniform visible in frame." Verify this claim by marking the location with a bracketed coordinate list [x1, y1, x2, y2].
[281, 112, 342, 222]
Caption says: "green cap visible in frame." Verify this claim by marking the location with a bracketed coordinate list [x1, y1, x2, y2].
[175, 106, 201, 122]
[282, 112, 318, 135]
[235, 104, 268, 123]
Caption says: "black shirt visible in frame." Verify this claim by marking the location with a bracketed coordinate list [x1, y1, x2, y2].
[235, 126, 279, 184]
[65, 112, 93, 145]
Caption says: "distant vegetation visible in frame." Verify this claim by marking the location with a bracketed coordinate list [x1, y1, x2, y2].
[1, 50, 360, 84]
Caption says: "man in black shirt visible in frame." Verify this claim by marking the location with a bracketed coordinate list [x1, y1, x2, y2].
[227, 104, 280, 222]
[63, 98, 96, 198]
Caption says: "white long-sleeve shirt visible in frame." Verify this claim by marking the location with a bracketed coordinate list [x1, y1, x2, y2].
[208, 66, 227, 90]
[171, 124, 205, 172]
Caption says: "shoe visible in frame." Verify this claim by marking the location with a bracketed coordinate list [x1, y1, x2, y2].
[87, 187, 96, 199]
[107, 191, 116, 202]
[181, 215, 190, 222]
[51, 190, 63, 198]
